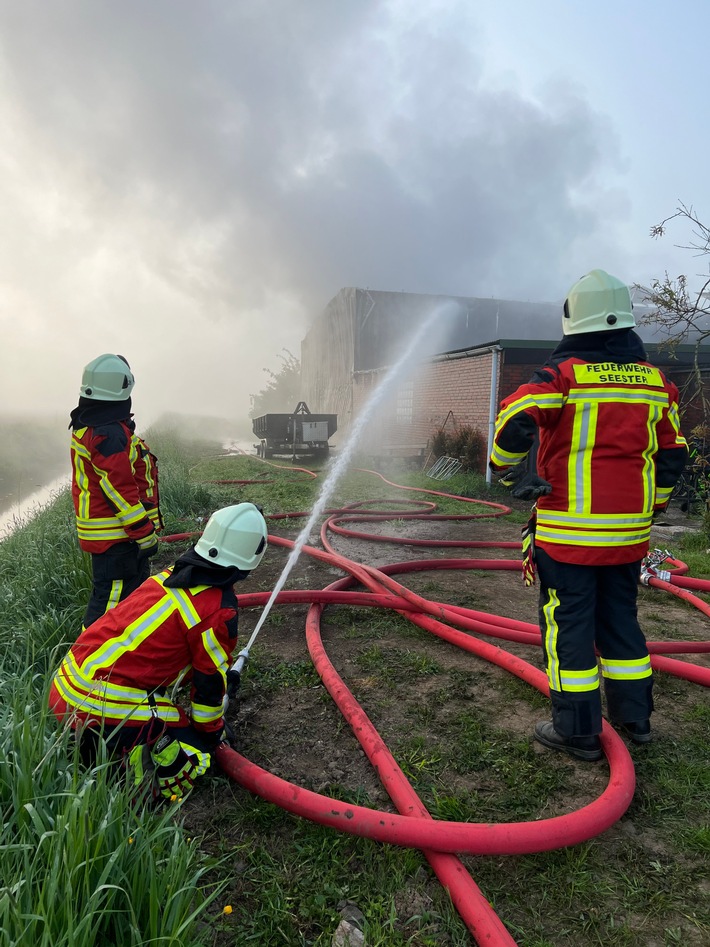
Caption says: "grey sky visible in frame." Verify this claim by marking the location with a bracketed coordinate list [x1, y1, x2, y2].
[0, 0, 707, 422]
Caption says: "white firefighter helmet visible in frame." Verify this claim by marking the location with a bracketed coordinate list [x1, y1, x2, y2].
[562, 269, 636, 336]
[80, 354, 135, 401]
[195, 503, 268, 571]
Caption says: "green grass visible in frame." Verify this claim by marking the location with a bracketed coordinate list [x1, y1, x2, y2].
[0, 431, 227, 946]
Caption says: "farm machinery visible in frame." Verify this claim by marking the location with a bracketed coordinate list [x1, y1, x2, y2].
[252, 401, 337, 460]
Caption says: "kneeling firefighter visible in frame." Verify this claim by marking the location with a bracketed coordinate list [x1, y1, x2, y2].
[490, 270, 688, 761]
[49, 503, 268, 799]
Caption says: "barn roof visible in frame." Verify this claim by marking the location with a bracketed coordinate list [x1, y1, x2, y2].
[314, 287, 706, 372]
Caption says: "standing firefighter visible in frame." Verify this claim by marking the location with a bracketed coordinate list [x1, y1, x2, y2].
[490, 270, 688, 760]
[69, 354, 162, 628]
[49, 503, 268, 800]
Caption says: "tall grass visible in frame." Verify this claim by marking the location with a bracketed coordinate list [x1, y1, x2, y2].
[0, 438, 224, 947]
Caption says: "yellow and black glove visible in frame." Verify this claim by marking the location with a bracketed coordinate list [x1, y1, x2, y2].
[151, 733, 198, 800]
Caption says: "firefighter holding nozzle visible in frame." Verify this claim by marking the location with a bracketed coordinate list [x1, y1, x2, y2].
[49, 503, 268, 799]
[490, 270, 688, 760]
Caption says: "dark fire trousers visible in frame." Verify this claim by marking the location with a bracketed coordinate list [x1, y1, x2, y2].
[535, 547, 654, 738]
[83, 542, 151, 629]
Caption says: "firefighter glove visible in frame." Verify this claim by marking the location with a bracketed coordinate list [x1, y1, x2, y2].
[499, 464, 552, 501]
[151, 732, 197, 800]
[136, 530, 160, 557]
[202, 721, 236, 752]
[521, 513, 537, 587]
[127, 743, 153, 793]
[226, 668, 241, 699]
[512, 475, 552, 501]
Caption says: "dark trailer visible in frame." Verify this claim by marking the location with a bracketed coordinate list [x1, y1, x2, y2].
[252, 402, 337, 459]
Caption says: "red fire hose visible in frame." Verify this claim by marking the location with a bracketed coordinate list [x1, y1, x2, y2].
[165, 467, 710, 945]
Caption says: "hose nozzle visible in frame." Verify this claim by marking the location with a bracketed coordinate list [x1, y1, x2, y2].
[227, 649, 250, 699]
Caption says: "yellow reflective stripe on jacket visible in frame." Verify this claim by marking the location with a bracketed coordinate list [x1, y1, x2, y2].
[55, 658, 182, 722]
[567, 400, 598, 514]
[76, 517, 132, 541]
[190, 628, 229, 724]
[558, 666, 600, 692]
[494, 392, 566, 431]
[147, 575, 210, 625]
[71, 436, 92, 460]
[78, 576, 210, 679]
[489, 442, 528, 467]
[566, 388, 670, 407]
[536, 524, 651, 547]
[92, 457, 146, 525]
[72, 435, 93, 521]
[667, 403, 688, 447]
[128, 436, 139, 469]
[81, 595, 179, 677]
[168, 584, 205, 626]
[600, 656, 652, 680]
[135, 435, 157, 496]
[640, 404, 662, 511]
[537, 510, 653, 528]
[190, 702, 224, 725]
[536, 509, 653, 546]
[201, 628, 229, 677]
[655, 485, 673, 504]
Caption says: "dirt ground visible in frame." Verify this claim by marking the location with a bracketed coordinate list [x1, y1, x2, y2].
[180, 496, 710, 945]
[225, 500, 707, 788]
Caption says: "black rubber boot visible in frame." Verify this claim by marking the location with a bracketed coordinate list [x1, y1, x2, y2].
[614, 720, 652, 744]
[534, 721, 603, 762]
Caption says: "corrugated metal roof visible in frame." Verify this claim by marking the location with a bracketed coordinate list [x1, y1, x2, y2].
[334, 288, 708, 370]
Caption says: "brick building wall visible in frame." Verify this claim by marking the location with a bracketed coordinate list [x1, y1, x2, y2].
[350, 352, 496, 464]
[346, 348, 708, 467]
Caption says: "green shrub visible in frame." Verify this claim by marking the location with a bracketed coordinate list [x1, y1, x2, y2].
[429, 424, 487, 473]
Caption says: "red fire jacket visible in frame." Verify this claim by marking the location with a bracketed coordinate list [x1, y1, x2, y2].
[49, 570, 237, 735]
[132, 434, 163, 530]
[491, 348, 688, 565]
[71, 420, 156, 553]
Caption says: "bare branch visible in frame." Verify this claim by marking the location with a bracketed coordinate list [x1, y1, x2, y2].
[641, 204, 710, 425]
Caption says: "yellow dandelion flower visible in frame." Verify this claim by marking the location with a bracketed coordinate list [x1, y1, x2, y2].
[223, 905, 233, 915]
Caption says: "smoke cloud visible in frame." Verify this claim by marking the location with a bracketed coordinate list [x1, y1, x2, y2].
[0, 0, 626, 424]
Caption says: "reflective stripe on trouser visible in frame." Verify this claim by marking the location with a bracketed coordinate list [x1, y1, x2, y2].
[536, 547, 653, 737]
[83, 544, 151, 628]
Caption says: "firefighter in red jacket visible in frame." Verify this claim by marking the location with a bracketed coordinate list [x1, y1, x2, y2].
[490, 270, 688, 760]
[70, 354, 162, 628]
[49, 502, 268, 799]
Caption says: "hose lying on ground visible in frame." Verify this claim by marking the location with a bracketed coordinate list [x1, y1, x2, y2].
[164, 463, 710, 945]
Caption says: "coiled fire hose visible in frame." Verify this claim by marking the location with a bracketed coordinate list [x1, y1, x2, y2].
[162, 465, 710, 945]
